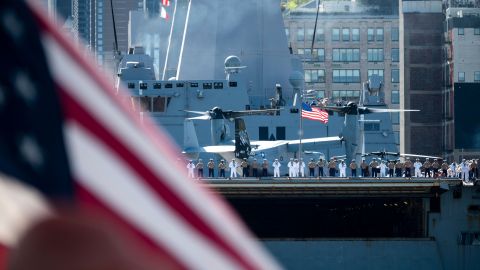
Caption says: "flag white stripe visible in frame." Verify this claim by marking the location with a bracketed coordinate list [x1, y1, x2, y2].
[65, 123, 240, 270]
[41, 30, 280, 269]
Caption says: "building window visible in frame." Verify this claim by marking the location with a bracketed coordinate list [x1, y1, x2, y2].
[332, 69, 360, 83]
[297, 28, 304, 41]
[367, 28, 374, 41]
[458, 28, 464, 35]
[391, 90, 399, 104]
[306, 28, 314, 41]
[391, 69, 400, 83]
[368, 69, 384, 81]
[475, 28, 480, 35]
[367, 48, 384, 62]
[316, 28, 325, 41]
[342, 28, 350, 41]
[285, 28, 289, 40]
[316, 49, 325, 62]
[352, 28, 360, 41]
[458, 72, 465, 82]
[376, 28, 384, 41]
[333, 48, 360, 62]
[391, 112, 400, 124]
[332, 28, 340, 41]
[391, 27, 399, 41]
[305, 69, 325, 83]
[391, 48, 399, 62]
[139, 82, 148, 89]
[298, 48, 324, 62]
[332, 90, 360, 101]
[475, 71, 480, 82]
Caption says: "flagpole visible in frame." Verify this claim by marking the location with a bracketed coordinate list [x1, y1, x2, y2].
[162, 0, 178, 80]
[299, 89, 303, 168]
[176, 0, 192, 80]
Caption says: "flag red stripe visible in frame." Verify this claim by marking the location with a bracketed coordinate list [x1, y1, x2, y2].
[75, 184, 187, 270]
[0, 244, 7, 270]
[58, 87, 258, 270]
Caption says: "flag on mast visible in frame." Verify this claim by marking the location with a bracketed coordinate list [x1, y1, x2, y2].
[302, 102, 329, 124]
[160, 6, 169, 19]
[162, 0, 171, 7]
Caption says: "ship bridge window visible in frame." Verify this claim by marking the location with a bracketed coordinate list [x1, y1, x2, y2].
[190, 82, 198, 87]
[229, 81, 237, 87]
[127, 82, 135, 89]
[130, 96, 151, 112]
[153, 83, 161, 89]
[165, 83, 173, 88]
[152, 97, 167, 112]
[214, 82, 223, 89]
[364, 122, 380, 131]
[139, 82, 148, 89]
[176, 83, 184, 87]
[203, 83, 212, 89]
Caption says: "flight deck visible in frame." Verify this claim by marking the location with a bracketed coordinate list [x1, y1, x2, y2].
[202, 178, 462, 198]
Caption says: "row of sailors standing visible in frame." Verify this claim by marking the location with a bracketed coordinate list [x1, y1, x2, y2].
[186, 157, 479, 179]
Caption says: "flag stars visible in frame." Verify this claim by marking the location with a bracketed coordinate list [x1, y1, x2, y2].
[1, 10, 24, 42]
[14, 71, 37, 105]
[18, 136, 44, 170]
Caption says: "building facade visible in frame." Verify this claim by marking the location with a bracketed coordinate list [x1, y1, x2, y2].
[284, 1, 401, 147]
[443, 1, 480, 161]
[73, 0, 143, 71]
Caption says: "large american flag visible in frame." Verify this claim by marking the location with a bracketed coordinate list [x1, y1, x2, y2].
[0, 1, 280, 269]
[301, 102, 329, 124]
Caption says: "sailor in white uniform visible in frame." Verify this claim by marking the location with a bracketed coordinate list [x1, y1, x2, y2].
[293, 159, 300, 177]
[414, 158, 422, 177]
[339, 160, 347, 177]
[461, 159, 470, 182]
[299, 158, 305, 177]
[229, 159, 238, 178]
[287, 158, 294, 177]
[187, 160, 195, 178]
[379, 160, 387, 177]
[272, 159, 281, 177]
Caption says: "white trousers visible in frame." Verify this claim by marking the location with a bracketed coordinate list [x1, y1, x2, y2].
[415, 169, 421, 177]
[339, 170, 346, 177]
[274, 168, 280, 177]
[188, 169, 194, 178]
[230, 169, 237, 178]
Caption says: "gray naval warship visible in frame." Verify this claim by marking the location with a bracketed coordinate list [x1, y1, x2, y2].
[118, 0, 399, 176]
[115, 0, 480, 268]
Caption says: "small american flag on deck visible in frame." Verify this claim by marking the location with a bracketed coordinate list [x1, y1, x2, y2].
[302, 102, 329, 124]
[0, 1, 281, 269]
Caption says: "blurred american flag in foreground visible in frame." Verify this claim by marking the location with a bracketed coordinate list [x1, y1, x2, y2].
[0, 1, 281, 269]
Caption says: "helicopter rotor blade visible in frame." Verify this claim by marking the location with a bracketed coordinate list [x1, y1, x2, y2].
[360, 108, 420, 114]
[187, 115, 211, 120]
[181, 110, 210, 115]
